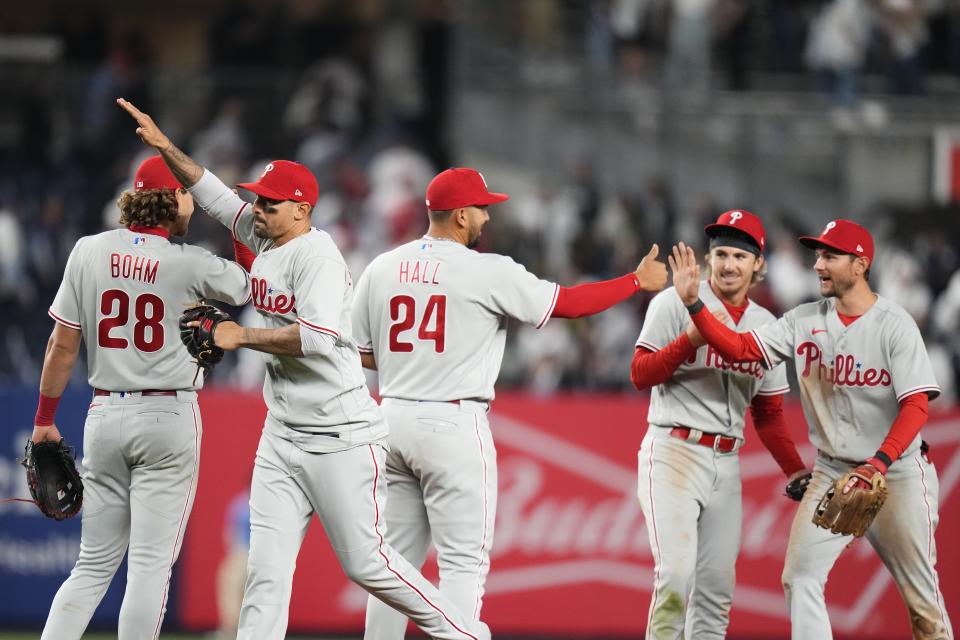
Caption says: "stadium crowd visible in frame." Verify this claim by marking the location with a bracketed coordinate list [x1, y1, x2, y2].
[0, 0, 957, 404]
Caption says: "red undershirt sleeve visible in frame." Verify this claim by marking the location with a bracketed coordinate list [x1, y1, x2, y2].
[871, 393, 928, 473]
[750, 394, 806, 476]
[233, 238, 256, 273]
[630, 334, 697, 390]
[551, 273, 640, 319]
[690, 305, 765, 363]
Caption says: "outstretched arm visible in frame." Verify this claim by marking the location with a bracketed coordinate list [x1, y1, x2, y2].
[552, 244, 668, 318]
[669, 242, 764, 363]
[117, 98, 203, 187]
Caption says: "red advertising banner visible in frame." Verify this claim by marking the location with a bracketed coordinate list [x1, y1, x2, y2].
[178, 390, 960, 638]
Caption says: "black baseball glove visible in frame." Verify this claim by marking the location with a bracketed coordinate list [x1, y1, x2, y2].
[20, 439, 83, 520]
[179, 304, 232, 379]
[785, 470, 812, 502]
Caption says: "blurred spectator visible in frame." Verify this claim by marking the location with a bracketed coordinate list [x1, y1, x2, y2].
[665, 0, 717, 95]
[870, 0, 928, 95]
[213, 489, 250, 640]
[806, 0, 872, 124]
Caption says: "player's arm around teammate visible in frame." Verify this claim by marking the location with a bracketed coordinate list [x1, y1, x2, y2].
[630, 211, 806, 640]
[671, 221, 952, 639]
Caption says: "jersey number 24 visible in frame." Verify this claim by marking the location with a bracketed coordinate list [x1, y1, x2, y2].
[389, 294, 446, 353]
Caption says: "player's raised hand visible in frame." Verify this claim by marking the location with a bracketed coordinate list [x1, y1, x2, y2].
[635, 244, 668, 292]
[117, 98, 171, 150]
[669, 242, 701, 306]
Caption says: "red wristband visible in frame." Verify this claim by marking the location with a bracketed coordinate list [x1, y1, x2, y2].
[35, 393, 61, 427]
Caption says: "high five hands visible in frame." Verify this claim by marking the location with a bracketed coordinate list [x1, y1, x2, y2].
[669, 242, 701, 306]
[635, 244, 669, 292]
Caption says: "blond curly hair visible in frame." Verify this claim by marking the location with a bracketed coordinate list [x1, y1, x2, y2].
[117, 189, 179, 227]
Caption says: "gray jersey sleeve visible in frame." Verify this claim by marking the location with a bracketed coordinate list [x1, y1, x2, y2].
[188, 246, 252, 306]
[351, 264, 373, 353]
[751, 308, 797, 370]
[636, 288, 685, 351]
[887, 314, 941, 401]
[484, 255, 559, 329]
[188, 169, 263, 253]
[294, 255, 347, 339]
[48, 239, 85, 329]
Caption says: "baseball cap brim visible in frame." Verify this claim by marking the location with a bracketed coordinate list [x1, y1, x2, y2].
[237, 181, 307, 203]
[798, 236, 849, 254]
[473, 192, 509, 206]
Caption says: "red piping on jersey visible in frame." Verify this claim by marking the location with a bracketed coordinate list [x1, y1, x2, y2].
[536, 284, 560, 329]
[153, 402, 200, 639]
[630, 334, 697, 390]
[231, 202, 248, 240]
[233, 238, 256, 272]
[917, 456, 951, 632]
[472, 414, 489, 620]
[48, 309, 81, 329]
[296, 318, 339, 338]
[689, 306, 765, 364]
[128, 224, 170, 240]
[551, 273, 639, 319]
[750, 394, 806, 476]
[367, 445, 479, 639]
[644, 438, 664, 636]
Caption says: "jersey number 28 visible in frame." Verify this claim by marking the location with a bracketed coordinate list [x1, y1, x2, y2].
[389, 294, 446, 353]
[98, 289, 165, 352]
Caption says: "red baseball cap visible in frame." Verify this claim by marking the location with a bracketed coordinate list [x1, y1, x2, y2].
[134, 156, 182, 191]
[425, 168, 509, 210]
[799, 219, 874, 262]
[237, 160, 319, 206]
[704, 209, 766, 252]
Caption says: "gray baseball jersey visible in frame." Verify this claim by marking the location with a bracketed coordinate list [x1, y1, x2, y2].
[354, 236, 560, 639]
[189, 170, 386, 452]
[637, 281, 789, 438]
[750, 295, 940, 461]
[48, 228, 251, 390]
[191, 170, 486, 640]
[352, 236, 560, 401]
[42, 225, 249, 640]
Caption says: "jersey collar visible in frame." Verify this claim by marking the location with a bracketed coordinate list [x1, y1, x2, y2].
[128, 224, 170, 240]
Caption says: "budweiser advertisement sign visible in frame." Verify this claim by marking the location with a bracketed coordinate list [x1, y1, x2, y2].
[178, 391, 960, 638]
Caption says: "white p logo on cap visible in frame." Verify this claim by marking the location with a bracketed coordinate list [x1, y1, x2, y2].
[729, 211, 743, 224]
[260, 163, 275, 178]
[823, 221, 837, 235]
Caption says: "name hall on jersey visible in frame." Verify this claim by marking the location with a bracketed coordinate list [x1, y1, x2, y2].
[110, 253, 159, 284]
[399, 260, 440, 285]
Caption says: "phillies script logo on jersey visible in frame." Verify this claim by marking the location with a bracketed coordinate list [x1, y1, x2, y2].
[251, 277, 296, 315]
[687, 345, 764, 379]
[797, 341, 892, 387]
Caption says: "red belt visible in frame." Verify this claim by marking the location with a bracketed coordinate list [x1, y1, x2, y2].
[670, 427, 741, 453]
[94, 389, 178, 397]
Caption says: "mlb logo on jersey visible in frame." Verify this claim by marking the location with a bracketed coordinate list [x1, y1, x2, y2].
[133, 236, 146, 245]
[420, 241, 433, 250]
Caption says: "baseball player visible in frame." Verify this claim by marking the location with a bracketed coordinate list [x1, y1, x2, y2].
[33, 156, 252, 640]
[119, 99, 489, 640]
[671, 220, 952, 639]
[632, 210, 809, 639]
[352, 167, 669, 638]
